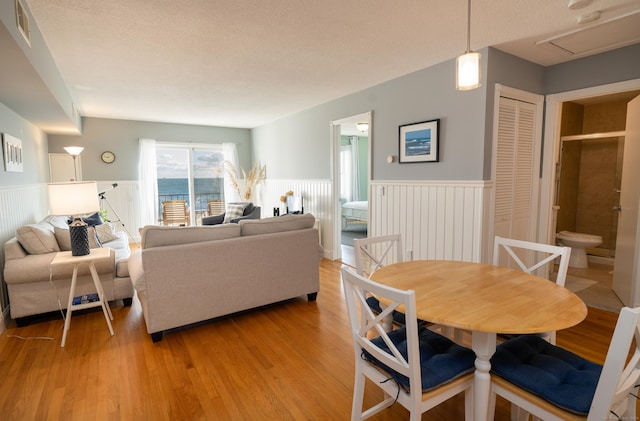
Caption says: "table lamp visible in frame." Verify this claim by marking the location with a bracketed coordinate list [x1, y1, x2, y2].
[48, 181, 99, 256]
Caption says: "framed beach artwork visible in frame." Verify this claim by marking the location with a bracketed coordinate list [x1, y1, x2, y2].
[398, 119, 440, 163]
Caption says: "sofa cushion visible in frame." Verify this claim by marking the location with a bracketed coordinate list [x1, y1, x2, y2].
[140, 224, 241, 249]
[16, 223, 60, 255]
[240, 213, 315, 236]
[223, 203, 246, 223]
[54, 226, 102, 251]
[95, 223, 119, 243]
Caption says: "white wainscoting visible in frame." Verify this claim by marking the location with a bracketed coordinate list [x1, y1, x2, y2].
[369, 180, 492, 263]
[96, 181, 142, 242]
[260, 179, 332, 253]
[261, 179, 492, 263]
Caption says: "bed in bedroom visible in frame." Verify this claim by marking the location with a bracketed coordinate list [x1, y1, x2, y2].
[342, 200, 368, 228]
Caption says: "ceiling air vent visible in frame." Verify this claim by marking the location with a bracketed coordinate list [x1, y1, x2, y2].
[536, 10, 640, 58]
[15, 0, 31, 47]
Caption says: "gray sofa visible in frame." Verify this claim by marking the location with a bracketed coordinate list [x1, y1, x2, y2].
[201, 201, 261, 225]
[128, 213, 323, 342]
[3, 215, 134, 325]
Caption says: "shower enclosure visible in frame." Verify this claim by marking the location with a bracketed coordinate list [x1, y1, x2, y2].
[555, 131, 625, 260]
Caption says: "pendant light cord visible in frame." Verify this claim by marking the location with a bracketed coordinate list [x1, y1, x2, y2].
[466, 0, 471, 54]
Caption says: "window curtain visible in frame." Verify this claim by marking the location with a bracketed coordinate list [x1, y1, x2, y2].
[138, 138, 158, 226]
[340, 146, 352, 202]
[222, 142, 241, 203]
[349, 136, 361, 201]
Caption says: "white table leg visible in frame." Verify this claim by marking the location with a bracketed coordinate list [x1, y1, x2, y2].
[471, 331, 497, 421]
[89, 262, 114, 336]
[61, 264, 79, 348]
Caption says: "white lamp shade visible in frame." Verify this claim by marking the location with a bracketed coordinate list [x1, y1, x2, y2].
[63, 146, 84, 156]
[48, 181, 99, 216]
[456, 52, 481, 90]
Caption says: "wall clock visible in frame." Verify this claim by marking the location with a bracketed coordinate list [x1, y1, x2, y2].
[101, 151, 116, 163]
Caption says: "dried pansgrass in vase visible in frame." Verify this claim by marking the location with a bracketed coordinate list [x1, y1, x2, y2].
[217, 161, 266, 201]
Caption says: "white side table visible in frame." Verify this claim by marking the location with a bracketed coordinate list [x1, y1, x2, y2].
[50, 248, 114, 347]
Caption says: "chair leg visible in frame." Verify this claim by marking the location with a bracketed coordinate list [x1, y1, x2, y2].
[351, 370, 366, 421]
[464, 387, 474, 421]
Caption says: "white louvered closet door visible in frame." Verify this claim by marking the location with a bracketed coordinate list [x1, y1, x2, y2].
[493, 95, 541, 246]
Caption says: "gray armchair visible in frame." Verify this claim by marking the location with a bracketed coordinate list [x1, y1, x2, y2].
[201, 202, 261, 225]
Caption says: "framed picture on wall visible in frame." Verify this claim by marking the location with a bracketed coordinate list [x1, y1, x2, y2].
[2, 133, 24, 172]
[398, 119, 440, 163]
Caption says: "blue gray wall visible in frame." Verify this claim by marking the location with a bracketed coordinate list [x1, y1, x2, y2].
[544, 44, 640, 95]
[253, 46, 549, 182]
[0, 103, 49, 186]
[252, 44, 639, 183]
[48, 117, 252, 181]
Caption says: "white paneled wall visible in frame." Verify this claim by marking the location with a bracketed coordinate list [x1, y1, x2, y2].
[260, 179, 492, 263]
[96, 181, 142, 242]
[369, 181, 492, 263]
[259, 179, 332, 249]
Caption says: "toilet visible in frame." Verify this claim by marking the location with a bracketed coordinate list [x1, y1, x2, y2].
[556, 231, 603, 269]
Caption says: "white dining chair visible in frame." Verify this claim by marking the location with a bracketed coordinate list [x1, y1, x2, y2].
[493, 235, 571, 344]
[341, 266, 476, 421]
[489, 306, 640, 421]
[493, 235, 571, 286]
[353, 234, 405, 329]
[353, 234, 403, 278]
[492, 238, 574, 421]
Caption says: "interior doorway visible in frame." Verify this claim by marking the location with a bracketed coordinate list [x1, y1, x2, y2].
[541, 79, 640, 310]
[331, 111, 371, 264]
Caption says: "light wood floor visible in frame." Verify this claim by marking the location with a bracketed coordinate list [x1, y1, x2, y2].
[0, 258, 627, 420]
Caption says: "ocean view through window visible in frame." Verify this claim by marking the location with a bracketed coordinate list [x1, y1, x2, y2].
[156, 145, 225, 224]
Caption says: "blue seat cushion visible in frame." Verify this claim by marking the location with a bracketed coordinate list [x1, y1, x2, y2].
[362, 325, 475, 392]
[491, 334, 602, 415]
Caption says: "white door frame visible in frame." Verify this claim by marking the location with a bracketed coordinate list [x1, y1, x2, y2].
[539, 78, 640, 247]
[330, 111, 372, 261]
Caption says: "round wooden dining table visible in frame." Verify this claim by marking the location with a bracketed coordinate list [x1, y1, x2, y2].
[370, 259, 587, 421]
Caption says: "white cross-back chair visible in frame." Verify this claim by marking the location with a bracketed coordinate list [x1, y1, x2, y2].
[493, 235, 571, 287]
[341, 266, 475, 421]
[353, 234, 405, 330]
[353, 234, 403, 278]
[490, 306, 640, 421]
[493, 235, 572, 344]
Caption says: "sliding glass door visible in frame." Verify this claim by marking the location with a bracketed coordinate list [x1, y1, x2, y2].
[156, 144, 225, 225]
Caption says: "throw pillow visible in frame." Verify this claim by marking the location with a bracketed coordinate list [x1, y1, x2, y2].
[16, 224, 60, 254]
[54, 226, 102, 251]
[68, 212, 104, 227]
[54, 227, 71, 251]
[223, 204, 246, 223]
[95, 223, 119, 243]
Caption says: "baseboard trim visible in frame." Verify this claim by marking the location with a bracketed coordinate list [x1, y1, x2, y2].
[589, 255, 614, 266]
[0, 305, 9, 334]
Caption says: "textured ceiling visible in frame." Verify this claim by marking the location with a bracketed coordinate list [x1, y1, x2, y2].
[23, 0, 640, 129]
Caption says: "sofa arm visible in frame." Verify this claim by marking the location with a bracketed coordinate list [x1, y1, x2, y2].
[202, 213, 225, 225]
[4, 237, 27, 261]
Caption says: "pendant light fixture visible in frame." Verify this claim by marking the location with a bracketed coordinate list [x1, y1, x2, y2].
[456, 0, 481, 90]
